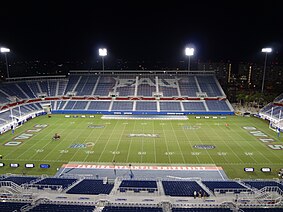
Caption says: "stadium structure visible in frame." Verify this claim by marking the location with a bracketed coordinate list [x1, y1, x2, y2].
[0, 70, 283, 211]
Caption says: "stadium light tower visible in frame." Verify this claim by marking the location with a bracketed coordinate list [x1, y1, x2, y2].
[185, 47, 194, 71]
[261, 47, 272, 93]
[99, 48, 107, 71]
[0, 47, 11, 78]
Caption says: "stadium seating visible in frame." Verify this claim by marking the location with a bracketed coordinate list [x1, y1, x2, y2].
[0, 176, 39, 185]
[66, 179, 114, 195]
[29, 203, 96, 211]
[162, 181, 209, 197]
[0, 175, 282, 211]
[102, 206, 163, 211]
[0, 202, 31, 211]
[0, 73, 233, 116]
[136, 101, 157, 111]
[112, 101, 134, 111]
[202, 181, 249, 193]
[119, 180, 157, 192]
[33, 177, 77, 190]
[243, 181, 283, 190]
[172, 208, 231, 212]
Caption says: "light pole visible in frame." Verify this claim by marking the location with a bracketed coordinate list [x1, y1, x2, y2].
[0, 47, 10, 78]
[261, 47, 272, 93]
[99, 48, 107, 71]
[185, 47, 194, 71]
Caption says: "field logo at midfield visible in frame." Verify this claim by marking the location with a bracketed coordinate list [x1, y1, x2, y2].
[193, 145, 215, 149]
[69, 142, 95, 149]
[243, 126, 282, 150]
[128, 134, 159, 138]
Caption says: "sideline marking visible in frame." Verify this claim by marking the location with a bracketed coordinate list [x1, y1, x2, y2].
[62, 164, 223, 171]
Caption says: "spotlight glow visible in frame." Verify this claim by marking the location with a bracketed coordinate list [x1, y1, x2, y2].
[99, 48, 107, 56]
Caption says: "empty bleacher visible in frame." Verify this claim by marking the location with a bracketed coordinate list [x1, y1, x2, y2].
[33, 177, 77, 190]
[0, 202, 31, 211]
[136, 102, 157, 111]
[172, 208, 231, 212]
[112, 101, 134, 111]
[162, 181, 209, 197]
[0, 72, 234, 129]
[0, 175, 282, 211]
[0, 176, 39, 185]
[202, 181, 249, 194]
[243, 181, 283, 190]
[102, 206, 163, 212]
[119, 180, 157, 193]
[29, 203, 96, 212]
[66, 179, 114, 195]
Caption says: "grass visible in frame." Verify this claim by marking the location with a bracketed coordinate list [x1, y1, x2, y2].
[0, 114, 282, 179]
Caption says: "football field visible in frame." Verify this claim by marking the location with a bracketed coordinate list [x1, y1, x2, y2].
[0, 114, 282, 179]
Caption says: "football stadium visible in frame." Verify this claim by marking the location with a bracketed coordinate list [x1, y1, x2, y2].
[0, 70, 283, 211]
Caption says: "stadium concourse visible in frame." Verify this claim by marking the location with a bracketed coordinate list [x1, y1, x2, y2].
[0, 70, 283, 211]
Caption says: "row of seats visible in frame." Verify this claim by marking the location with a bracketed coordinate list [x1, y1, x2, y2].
[2, 176, 282, 196]
[52, 100, 231, 112]
[0, 74, 225, 105]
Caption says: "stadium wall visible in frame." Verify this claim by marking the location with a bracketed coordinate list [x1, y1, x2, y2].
[51, 110, 234, 115]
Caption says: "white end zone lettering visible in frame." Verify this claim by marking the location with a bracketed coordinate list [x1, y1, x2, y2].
[243, 126, 280, 150]
[34, 124, 48, 128]
[27, 129, 42, 133]
[267, 145, 283, 150]
[259, 138, 274, 143]
[14, 133, 33, 140]
[4, 141, 22, 146]
[243, 126, 257, 130]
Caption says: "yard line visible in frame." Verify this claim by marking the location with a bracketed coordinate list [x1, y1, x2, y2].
[161, 121, 172, 164]
[206, 123, 247, 164]
[169, 121, 186, 163]
[40, 120, 89, 162]
[229, 120, 274, 164]
[67, 126, 99, 163]
[81, 124, 112, 163]
[12, 117, 65, 160]
[193, 124, 217, 165]
[153, 122, 157, 163]
[180, 124, 201, 164]
[126, 120, 137, 163]
[97, 120, 119, 162]
[111, 121, 128, 162]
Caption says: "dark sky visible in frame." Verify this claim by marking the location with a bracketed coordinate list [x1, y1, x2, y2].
[0, 1, 282, 62]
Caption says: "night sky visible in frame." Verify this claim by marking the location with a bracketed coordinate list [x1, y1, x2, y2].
[0, 1, 282, 62]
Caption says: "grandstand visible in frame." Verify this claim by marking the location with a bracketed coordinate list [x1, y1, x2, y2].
[0, 70, 283, 211]
[259, 93, 283, 132]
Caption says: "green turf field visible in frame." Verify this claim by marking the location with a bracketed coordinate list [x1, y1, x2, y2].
[0, 114, 282, 179]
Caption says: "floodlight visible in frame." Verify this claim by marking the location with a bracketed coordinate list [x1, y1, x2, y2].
[99, 48, 107, 56]
[0, 47, 10, 53]
[185, 47, 194, 56]
[0, 47, 11, 78]
[261, 48, 272, 53]
[185, 47, 194, 71]
[99, 48, 107, 71]
[261, 47, 272, 93]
